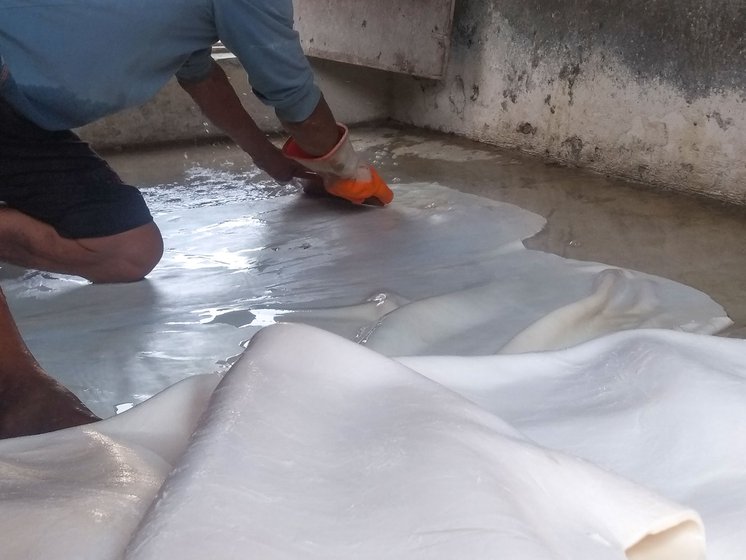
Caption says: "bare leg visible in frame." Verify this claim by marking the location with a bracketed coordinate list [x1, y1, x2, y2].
[0, 207, 163, 283]
[0, 286, 99, 439]
[0, 208, 162, 437]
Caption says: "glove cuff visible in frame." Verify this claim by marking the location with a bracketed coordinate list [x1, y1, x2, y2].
[281, 123, 359, 178]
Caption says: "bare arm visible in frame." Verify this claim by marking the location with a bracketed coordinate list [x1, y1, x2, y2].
[179, 63, 317, 182]
[0, 287, 98, 438]
[179, 62, 388, 202]
[279, 95, 340, 156]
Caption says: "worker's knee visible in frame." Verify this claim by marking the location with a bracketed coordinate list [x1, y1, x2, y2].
[79, 222, 164, 283]
[114, 222, 164, 282]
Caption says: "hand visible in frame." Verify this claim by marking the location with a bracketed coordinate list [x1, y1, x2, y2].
[282, 124, 394, 206]
[296, 172, 328, 197]
[324, 165, 393, 206]
[251, 143, 317, 184]
[285, 162, 392, 206]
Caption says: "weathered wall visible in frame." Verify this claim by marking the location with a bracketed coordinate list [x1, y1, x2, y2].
[81, 2, 746, 203]
[391, 0, 746, 203]
[79, 57, 393, 150]
[293, 0, 455, 79]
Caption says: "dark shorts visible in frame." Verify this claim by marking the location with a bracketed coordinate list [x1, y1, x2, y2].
[0, 96, 152, 239]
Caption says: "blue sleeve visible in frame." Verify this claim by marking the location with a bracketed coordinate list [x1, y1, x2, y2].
[214, 0, 321, 122]
[175, 48, 216, 83]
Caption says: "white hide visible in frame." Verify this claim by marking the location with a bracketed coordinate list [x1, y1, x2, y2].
[7, 323, 745, 559]
[125, 324, 705, 560]
[0, 374, 219, 560]
[0, 183, 738, 559]
[497, 267, 730, 354]
[400, 329, 746, 559]
[360, 266, 729, 356]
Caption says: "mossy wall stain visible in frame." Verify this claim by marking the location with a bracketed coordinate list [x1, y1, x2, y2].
[455, 0, 746, 101]
[392, 0, 746, 202]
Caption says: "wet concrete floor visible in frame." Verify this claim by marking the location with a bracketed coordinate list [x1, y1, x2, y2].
[105, 124, 746, 338]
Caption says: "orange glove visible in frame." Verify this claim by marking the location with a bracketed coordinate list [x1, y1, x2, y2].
[282, 124, 394, 206]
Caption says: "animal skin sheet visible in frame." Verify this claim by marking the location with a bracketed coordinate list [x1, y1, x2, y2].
[2, 184, 729, 416]
[0, 183, 738, 559]
[124, 324, 707, 560]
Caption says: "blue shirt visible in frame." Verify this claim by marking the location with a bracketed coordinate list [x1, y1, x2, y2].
[0, 0, 320, 130]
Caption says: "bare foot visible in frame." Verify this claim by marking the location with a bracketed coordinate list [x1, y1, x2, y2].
[0, 373, 99, 439]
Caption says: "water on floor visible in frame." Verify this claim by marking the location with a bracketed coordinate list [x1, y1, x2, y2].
[105, 124, 746, 337]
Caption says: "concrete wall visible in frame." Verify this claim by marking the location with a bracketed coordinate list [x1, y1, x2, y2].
[79, 57, 393, 151]
[391, 0, 746, 203]
[81, 2, 745, 203]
